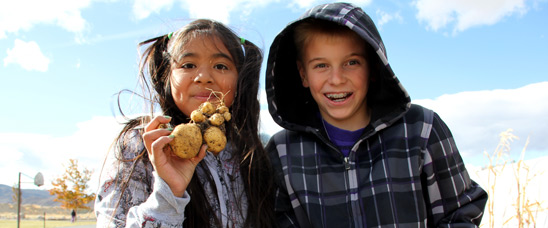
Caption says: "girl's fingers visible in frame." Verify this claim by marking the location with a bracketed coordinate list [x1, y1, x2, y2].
[143, 115, 173, 154]
[143, 128, 172, 142]
[150, 135, 174, 158]
[145, 115, 172, 132]
[190, 144, 208, 165]
[142, 128, 172, 153]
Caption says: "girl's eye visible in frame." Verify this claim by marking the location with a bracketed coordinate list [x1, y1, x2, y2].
[214, 64, 229, 70]
[347, 60, 359, 66]
[181, 63, 196, 69]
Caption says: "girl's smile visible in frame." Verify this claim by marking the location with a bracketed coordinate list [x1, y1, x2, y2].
[169, 36, 238, 117]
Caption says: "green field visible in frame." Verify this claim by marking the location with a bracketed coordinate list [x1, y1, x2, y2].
[0, 220, 95, 228]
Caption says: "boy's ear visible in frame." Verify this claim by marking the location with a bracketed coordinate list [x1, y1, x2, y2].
[296, 61, 309, 88]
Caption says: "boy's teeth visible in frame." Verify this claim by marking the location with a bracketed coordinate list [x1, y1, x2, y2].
[326, 93, 351, 101]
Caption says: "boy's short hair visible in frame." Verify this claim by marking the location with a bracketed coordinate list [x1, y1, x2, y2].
[293, 18, 375, 63]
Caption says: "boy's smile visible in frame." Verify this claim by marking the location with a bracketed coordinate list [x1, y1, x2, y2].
[325, 92, 353, 102]
[297, 32, 371, 131]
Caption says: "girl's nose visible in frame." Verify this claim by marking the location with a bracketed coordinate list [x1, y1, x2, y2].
[194, 67, 213, 84]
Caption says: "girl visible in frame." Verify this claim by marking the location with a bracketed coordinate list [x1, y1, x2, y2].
[95, 19, 275, 227]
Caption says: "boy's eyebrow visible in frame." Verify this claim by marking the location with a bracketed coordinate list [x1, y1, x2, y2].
[306, 57, 324, 64]
[306, 52, 365, 64]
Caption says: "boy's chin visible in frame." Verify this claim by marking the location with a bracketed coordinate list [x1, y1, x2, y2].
[319, 111, 351, 123]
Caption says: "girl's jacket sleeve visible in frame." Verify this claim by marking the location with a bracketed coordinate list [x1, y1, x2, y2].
[425, 113, 488, 227]
[125, 173, 190, 227]
[94, 131, 190, 227]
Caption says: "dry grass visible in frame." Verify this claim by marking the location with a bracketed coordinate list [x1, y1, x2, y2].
[0, 203, 95, 221]
[0, 220, 95, 228]
[504, 136, 546, 227]
[478, 129, 547, 227]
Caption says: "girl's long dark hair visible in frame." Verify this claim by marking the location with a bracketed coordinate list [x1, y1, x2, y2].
[112, 19, 275, 227]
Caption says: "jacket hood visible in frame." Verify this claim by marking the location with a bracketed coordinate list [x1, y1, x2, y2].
[266, 2, 411, 133]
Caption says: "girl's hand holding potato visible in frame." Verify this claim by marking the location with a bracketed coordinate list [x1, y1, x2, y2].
[142, 115, 207, 198]
[141, 96, 230, 197]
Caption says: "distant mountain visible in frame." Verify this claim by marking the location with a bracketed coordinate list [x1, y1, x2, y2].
[0, 184, 60, 207]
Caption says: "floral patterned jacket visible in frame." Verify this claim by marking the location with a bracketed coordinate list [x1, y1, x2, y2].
[94, 129, 247, 227]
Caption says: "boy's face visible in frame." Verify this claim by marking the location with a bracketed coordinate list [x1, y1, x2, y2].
[297, 33, 371, 130]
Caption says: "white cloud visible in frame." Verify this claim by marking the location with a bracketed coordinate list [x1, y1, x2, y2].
[181, 0, 238, 24]
[376, 10, 403, 28]
[0, 0, 92, 39]
[133, 0, 276, 24]
[132, 0, 373, 24]
[3, 39, 50, 72]
[0, 116, 124, 192]
[260, 109, 283, 137]
[413, 0, 527, 33]
[289, 0, 372, 10]
[259, 89, 283, 137]
[133, 0, 175, 20]
[414, 81, 548, 163]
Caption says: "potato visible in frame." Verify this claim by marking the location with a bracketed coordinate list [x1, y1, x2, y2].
[169, 123, 202, 159]
[200, 101, 216, 115]
[217, 105, 229, 114]
[167, 91, 230, 157]
[203, 126, 227, 154]
[222, 112, 231, 122]
[209, 113, 224, 126]
[190, 110, 206, 123]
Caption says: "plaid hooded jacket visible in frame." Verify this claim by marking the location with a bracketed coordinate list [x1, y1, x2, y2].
[264, 3, 487, 228]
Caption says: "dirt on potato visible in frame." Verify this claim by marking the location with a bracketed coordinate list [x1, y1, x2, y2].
[167, 91, 231, 158]
[203, 126, 227, 153]
[169, 123, 203, 159]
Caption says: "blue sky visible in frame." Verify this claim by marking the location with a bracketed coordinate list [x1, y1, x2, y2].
[1, 0, 547, 191]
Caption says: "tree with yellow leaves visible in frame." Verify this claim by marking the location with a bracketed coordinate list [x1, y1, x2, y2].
[49, 159, 96, 211]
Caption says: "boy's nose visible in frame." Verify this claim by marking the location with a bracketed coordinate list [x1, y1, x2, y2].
[194, 67, 213, 84]
[329, 67, 345, 84]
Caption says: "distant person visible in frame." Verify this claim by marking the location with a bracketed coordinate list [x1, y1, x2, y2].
[71, 209, 76, 223]
[265, 2, 488, 227]
[94, 19, 275, 227]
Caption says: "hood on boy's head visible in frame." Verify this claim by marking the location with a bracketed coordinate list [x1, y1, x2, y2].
[266, 2, 411, 132]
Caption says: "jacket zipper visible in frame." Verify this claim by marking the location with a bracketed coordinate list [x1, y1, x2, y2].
[315, 128, 360, 226]
[344, 156, 350, 170]
[347, 139, 366, 227]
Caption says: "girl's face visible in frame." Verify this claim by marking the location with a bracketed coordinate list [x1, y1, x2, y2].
[170, 36, 238, 117]
[297, 33, 370, 130]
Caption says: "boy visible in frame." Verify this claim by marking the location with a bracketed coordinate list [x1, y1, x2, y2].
[265, 2, 487, 227]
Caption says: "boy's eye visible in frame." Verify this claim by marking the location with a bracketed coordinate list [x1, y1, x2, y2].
[314, 63, 327, 69]
[181, 63, 196, 69]
[214, 64, 229, 70]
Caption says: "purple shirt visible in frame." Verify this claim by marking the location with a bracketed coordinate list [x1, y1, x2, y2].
[322, 120, 365, 157]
